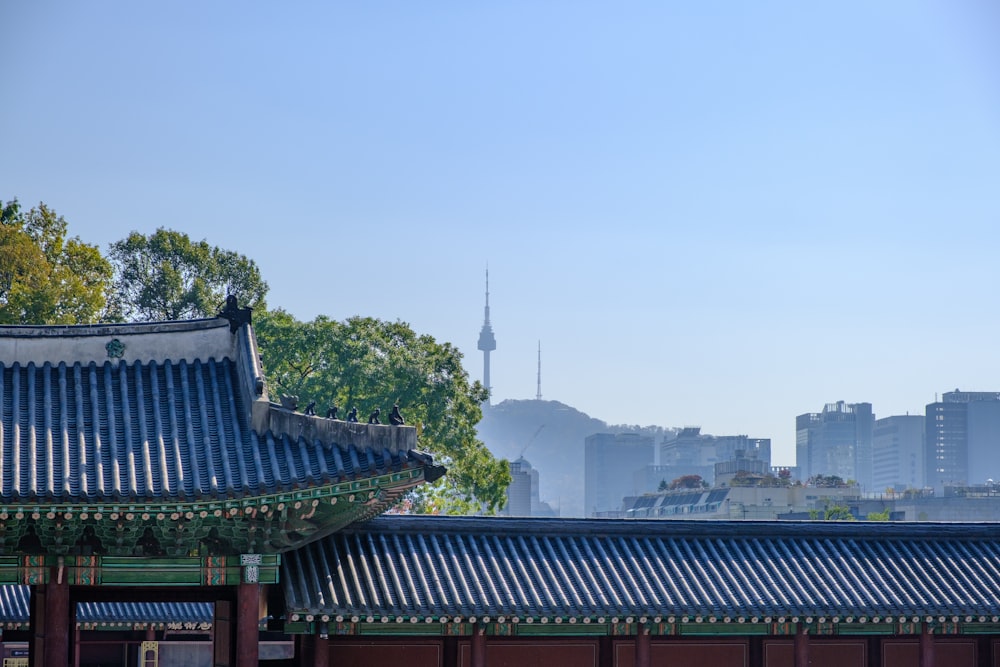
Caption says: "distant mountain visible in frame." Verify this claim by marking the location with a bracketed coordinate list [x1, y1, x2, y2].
[477, 399, 674, 517]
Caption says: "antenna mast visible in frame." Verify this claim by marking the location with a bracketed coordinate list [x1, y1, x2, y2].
[536, 341, 542, 401]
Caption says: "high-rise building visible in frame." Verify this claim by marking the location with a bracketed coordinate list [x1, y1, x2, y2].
[796, 401, 874, 489]
[872, 415, 925, 493]
[657, 427, 771, 487]
[503, 457, 558, 517]
[925, 390, 1000, 492]
[476, 269, 496, 404]
[584, 433, 654, 517]
[505, 457, 534, 516]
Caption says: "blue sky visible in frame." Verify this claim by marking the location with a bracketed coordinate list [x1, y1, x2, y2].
[2, 2, 999, 465]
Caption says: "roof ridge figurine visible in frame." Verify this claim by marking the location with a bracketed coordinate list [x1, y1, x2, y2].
[218, 294, 252, 333]
[389, 404, 405, 426]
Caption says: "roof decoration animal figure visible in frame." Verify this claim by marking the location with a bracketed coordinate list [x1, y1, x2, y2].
[347, 407, 358, 423]
[389, 404, 405, 426]
[326, 405, 339, 419]
[368, 408, 381, 425]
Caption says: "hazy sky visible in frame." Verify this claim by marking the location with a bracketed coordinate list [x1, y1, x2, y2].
[3, 2, 999, 464]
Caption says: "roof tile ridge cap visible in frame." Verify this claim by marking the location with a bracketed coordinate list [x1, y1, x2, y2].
[0, 317, 230, 336]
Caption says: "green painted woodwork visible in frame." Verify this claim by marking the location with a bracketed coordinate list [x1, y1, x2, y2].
[833, 623, 896, 636]
[0, 468, 425, 558]
[0, 553, 281, 588]
[961, 623, 1000, 635]
[512, 623, 608, 637]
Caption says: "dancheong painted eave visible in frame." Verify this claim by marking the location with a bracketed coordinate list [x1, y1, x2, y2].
[281, 516, 1000, 628]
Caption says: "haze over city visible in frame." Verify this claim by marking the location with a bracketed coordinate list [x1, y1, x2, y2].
[3, 2, 999, 465]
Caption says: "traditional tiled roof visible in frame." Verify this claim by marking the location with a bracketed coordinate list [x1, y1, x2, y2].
[0, 585, 212, 627]
[0, 317, 441, 556]
[282, 516, 1000, 622]
[0, 318, 432, 502]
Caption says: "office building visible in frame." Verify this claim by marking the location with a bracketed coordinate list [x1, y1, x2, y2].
[584, 432, 654, 516]
[926, 390, 1000, 492]
[657, 427, 771, 487]
[796, 401, 874, 490]
[872, 415, 925, 493]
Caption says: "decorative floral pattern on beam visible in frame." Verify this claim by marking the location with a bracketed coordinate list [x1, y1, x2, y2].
[20, 555, 45, 585]
[204, 556, 227, 586]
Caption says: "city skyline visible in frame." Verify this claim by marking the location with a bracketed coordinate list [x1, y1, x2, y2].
[3, 3, 999, 465]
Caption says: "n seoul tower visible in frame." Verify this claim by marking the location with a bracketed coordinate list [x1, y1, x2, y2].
[477, 269, 497, 405]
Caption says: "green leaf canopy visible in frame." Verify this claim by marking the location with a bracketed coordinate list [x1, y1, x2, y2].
[255, 310, 511, 513]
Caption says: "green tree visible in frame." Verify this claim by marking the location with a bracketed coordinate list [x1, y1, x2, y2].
[0, 199, 112, 324]
[809, 504, 857, 521]
[807, 474, 850, 488]
[866, 509, 891, 521]
[670, 474, 707, 490]
[108, 228, 267, 321]
[254, 310, 511, 513]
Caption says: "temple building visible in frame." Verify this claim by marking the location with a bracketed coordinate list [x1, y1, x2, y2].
[1, 310, 1000, 666]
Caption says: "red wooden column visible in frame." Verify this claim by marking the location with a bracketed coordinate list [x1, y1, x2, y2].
[794, 623, 809, 667]
[313, 631, 329, 667]
[44, 566, 71, 667]
[30, 585, 45, 667]
[471, 625, 487, 667]
[236, 581, 260, 667]
[919, 622, 935, 667]
[635, 625, 651, 667]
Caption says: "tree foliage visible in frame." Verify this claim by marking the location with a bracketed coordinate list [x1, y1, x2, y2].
[729, 471, 789, 488]
[807, 474, 851, 488]
[669, 474, 708, 490]
[866, 509, 891, 521]
[1, 197, 505, 514]
[0, 199, 112, 324]
[809, 504, 857, 521]
[253, 309, 511, 513]
[108, 228, 268, 321]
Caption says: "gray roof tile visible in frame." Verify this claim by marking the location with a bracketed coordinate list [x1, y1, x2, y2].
[282, 516, 1000, 620]
[0, 356, 424, 501]
[0, 586, 212, 625]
